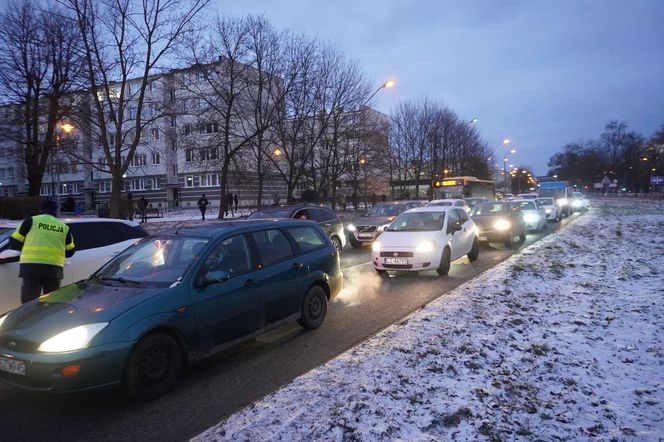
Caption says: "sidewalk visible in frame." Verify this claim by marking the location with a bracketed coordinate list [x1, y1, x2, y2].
[194, 200, 664, 441]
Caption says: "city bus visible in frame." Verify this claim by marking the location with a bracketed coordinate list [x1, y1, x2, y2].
[431, 176, 496, 200]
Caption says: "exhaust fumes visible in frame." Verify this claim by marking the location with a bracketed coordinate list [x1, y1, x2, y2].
[334, 267, 384, 306]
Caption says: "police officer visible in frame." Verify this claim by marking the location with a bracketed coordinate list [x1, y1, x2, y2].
[9, 199, 76, 303]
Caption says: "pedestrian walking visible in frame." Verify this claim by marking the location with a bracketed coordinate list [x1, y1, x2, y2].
[124, 192, 135, 221]
[197, 194, 209, 220]
[9, 199, 76, 303]
[224, 192, 234, 216]
[137, 196, 148, 223]
[234, 193, 239, 212]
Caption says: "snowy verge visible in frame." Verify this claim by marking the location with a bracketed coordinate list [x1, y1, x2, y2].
[194, 202, 664, 441]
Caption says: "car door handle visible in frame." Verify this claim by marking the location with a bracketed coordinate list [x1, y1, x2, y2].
[291, 262, 304, 270]
[244, 279, 257, 287]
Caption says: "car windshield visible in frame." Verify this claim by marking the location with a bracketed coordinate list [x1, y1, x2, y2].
[537, 198, 554, 206]
[0, 227, 13, 244]
[573, 192, 583, 198]
[247, 208, 293, 219]
[538, 188, 564, 198]
[366, 204, 404, 217]
[95, 236, 209, 287]
[472, 203, 508, 216]
[517, 201, 537, 210]
[428, 201, 453, 206]
[386, 212, 445, 231]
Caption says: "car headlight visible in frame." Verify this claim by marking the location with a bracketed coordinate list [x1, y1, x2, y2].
[544, 208, 552, 214]
[371, 241, 381, 253]
[347, 224, 356, 232]
[572, 200, 581, 207]
[416, 240, 436, 253]
[0, 314, 7, 331]
[493, 219, 511, 231]
[558, 198, 568, 206]
[378, 223, 391, 232]
[523, 213, 540, 223]
[37, 323, 109, 353]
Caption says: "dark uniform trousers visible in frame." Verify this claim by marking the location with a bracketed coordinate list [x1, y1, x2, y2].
[21, 277, 61, 304]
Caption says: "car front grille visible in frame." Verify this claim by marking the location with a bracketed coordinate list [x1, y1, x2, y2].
[379, 251, 414, 257]
[356, 225, 376, 233]
[0, 336, 39, 353]
[383, 264, 413, 269]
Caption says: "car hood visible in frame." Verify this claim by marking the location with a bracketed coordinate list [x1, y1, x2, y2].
[376, 230, 441, 248]
[354, 216, 396, 226]
[472, 215, 509, 229]
[0, 281, 167, 343]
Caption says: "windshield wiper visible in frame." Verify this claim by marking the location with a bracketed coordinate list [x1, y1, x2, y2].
[99, 277, 141, 287]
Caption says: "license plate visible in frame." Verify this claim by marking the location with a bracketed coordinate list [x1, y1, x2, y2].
[0, 356, 26, 376]
[385, 257, 408, 265]
[479, 236, 487, 241]
[358, 233, 373, 238]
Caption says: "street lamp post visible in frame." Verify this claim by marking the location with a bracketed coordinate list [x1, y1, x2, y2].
[364, 79, 396, 106]
[54, 123, 74, 216]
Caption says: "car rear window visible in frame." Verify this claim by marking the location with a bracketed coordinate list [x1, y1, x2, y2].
[248, 208, 293, 219]
[472, 204, 508, 216]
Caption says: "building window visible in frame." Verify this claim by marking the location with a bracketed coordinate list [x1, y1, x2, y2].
[183, 124, 193, 136]
[151, 152, 160, 165]
[201, 174, 219, 187]
[150, 128, 159, 140]
[0, 169, 4, 178]
[186, 148, 194, 162]
[200, 148, 218, 161]
[127, 178, 146, 191]
[185, 175, 200, 188]
[40, 184, 53, 196]
[201, 122, 219, 134]
[99, 181, 112, 193]
[151, 177, 160, 190]
[131, 154, 147, 167]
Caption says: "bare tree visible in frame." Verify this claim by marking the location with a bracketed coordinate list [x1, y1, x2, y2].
[0, 1, 83, 195]
[61, 0, 209, 217]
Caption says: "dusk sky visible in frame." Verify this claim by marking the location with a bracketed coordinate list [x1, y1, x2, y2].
[212, 0, 664, 176]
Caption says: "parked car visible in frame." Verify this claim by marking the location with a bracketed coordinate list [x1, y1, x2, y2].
[0, 219, 342, 399]
[0, 218, 148, 314]
[371, 206, 479, 277]
[570, 192, 589, 212]
[426, 199, 471, 213]
[470, 202, 527, 247]
[347, 202, 422, 248]
[513, 199, 547, 231]
[536, 197, 560, 222]
[463, 197, 489, 209]
[247, 203, 346, 253]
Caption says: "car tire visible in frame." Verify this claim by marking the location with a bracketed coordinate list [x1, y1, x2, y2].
[518, 230, 527, 243]
[123, 333, 183, 401]
[331, 236, 342, 254]
[437, 247, 451, 276]
[504, 231, 514, 248]
[467, 237, 480, 262]
[298, 285, 328, 330]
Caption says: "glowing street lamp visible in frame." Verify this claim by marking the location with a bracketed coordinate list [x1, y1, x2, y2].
[273, 147, 283, 157]
[364, 79, 396, 105]
[53, 123, 75, 216]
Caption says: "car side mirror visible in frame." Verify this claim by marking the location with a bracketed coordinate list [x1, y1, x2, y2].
[448, 222, 462, 234]
[198, 270, 230, 287]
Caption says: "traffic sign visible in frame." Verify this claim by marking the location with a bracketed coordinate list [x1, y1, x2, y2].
[651, 176, 664, 185]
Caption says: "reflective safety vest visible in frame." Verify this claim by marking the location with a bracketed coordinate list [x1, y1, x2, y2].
[11, 214, 74, 267]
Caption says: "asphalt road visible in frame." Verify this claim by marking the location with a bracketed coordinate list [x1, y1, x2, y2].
[0, 213, 580, 441]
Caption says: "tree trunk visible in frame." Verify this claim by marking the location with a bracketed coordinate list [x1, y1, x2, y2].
[217, 163, 230, 220]
[110, 172, 125, 218]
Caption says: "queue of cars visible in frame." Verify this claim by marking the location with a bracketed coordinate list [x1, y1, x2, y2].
[0, 193, 588, 399]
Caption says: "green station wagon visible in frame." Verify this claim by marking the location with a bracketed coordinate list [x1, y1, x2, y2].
[0, 220, 342, 400]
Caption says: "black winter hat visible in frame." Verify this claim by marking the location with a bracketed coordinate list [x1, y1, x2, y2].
[40, 199, 58, 215]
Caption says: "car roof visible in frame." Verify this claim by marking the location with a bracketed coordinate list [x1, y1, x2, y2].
[0, 217, 140, 228]
[405, 206, 456, 213]
[161, 219, 319, 238]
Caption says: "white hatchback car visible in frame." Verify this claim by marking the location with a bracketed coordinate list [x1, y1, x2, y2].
[0, 218, 147, 314]
[536, 197, 559, 222]
[371, 206, 479, 277]
[513, 199, 547, 231]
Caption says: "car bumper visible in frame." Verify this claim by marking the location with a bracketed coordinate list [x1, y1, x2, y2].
[476, 230, 511, 243]
[372, 249, 441, 271]
[328, 271, 343, 299]
[0, 341, 134, 393]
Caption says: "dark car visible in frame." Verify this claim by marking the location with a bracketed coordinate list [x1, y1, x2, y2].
[0, 220, 342, 400]
[347, 201, 424, 248]
[470, 201, 527, 247]
[247, 204, 346, 253]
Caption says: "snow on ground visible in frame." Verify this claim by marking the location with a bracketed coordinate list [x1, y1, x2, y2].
[194, 200, 664, 441]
